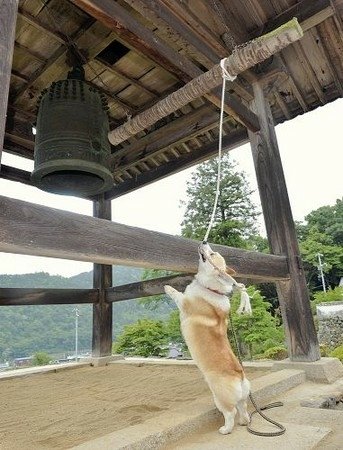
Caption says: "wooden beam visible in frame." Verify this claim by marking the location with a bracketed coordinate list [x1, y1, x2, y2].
[109, 105, 219, 168]
[0, 194, 289, 281]
[92, 194, 113, 358]
[71, 0, 260, 131]
[3, 138, 34, 160]
[106, 128, 249, 199]
[108, 18, 304, 145]
[0, 0, 18, 165]
[248, 81, 320, 362]
[107, 274, 194, 302]
[106, 273, 269, 303]
[0, 165, 33, 186]
[0, 288, 97, 306]
[250, 0, 333, 38]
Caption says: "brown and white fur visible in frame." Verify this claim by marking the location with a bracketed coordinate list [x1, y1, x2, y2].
[164, 242, 251, 434]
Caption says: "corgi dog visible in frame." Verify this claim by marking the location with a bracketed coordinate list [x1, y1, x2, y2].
[164, 242, 251, 434]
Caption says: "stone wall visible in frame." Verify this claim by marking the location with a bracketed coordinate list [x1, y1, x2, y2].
[317, 301, 343, 348]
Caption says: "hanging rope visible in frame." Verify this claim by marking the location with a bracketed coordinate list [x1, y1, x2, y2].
[203, 59, 235, 243]
[203, 66, 286, 438]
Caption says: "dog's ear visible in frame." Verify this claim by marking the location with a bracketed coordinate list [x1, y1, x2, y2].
[226, 266, 236, 275]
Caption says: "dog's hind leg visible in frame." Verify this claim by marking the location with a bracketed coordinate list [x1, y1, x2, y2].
[212, 394, 236, 434]
[237, 377, 250, 425]
[236, 399, 250, 425]
[164, 285, 184, 309]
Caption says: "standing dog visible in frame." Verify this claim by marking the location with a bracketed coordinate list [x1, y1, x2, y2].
[164, 242, 251, 434]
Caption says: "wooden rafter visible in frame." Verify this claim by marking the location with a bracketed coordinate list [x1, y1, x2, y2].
[70, 0, 260, 131]
[107, 19, 302, 146]
[0, 165, 33, 186]
[106, 128, 248, 200]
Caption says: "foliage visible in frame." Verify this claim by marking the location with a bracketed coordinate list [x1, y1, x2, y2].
[310, 287, 343, 314]
[0, 267, 171, 359]
[329, 345, 343, 362]
[229, 287, 285, 359]
[181, 154, 259, 247]
[139, 268, 178, 310]
[32, 352, 52, 366]
[165, 310, 184, 344]
[319, 344, 330, 357]
[262, 346, 288, 360]
[296, 199, 343, 289]
[113, 319, 169, 357]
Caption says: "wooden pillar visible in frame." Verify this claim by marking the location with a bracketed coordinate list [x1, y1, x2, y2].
[0, 0, 18, 165]
[92, 194, 113, 357]
[249, 81, 320, 362]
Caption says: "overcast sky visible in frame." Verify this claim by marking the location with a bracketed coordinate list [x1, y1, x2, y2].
[0, 98, 342, 276]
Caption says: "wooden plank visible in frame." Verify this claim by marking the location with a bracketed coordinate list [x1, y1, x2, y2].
[106, 273, 269, 303]
[92, 194, 113, 358]
[0, 194, 289, 281]
[3, 138, 34, 160]
[106, 128, 249, 199]
[0, 165, 33, 186]
[109, 105, 218, 168]
[0, 0, 19, 165]
[71, 0, 260, 132]
[250, 0, 333, 37]
[0, 288, 97, 306]
[248, 81, 320, 362]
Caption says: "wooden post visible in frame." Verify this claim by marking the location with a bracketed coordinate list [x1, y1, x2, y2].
[0, 0, 18, 165]
[249, 82, 320, 362]
[92, 194, 113, 358]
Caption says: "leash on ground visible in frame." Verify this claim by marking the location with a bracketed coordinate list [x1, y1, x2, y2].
[202, 64, 286, 437]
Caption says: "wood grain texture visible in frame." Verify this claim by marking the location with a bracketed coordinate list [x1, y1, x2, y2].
[106, 128, 248, 199]
[249, 82, 320, 362]
[0, 288, 97, 306]
[106, 273, 269, 303]
[0, 0, 18, 164]
[0, 165, 32, 186]
[0, 194, 288, 280]
[71, 0, 260, 131]
[92, 194, 113, 358]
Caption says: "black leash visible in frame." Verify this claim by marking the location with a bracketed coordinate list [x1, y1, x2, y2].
[228, 313, 286, 437]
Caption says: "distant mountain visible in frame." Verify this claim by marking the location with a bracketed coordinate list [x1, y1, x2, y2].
[0, 267, 173, 360]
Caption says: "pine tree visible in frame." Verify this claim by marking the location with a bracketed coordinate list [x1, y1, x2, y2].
[181, 154, 259, 247]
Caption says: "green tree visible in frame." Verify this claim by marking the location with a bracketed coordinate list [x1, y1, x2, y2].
[296, 199, 343, 289]
[32, 352, 52, 366]
[113, 319, 169, 357]
[181, 154, 259, 247]
[229, 287, 285, 359]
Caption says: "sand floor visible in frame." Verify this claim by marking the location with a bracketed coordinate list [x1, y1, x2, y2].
[0, 363, 264, 449]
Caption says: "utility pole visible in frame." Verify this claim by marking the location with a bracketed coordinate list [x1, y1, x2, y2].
[317, 253, 326, 292]
[73, 307, 80, 362]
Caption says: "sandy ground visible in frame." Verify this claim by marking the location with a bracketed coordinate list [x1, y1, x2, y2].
[0, 363, 264, 450]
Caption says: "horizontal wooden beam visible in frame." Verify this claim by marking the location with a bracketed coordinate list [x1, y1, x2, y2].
[0, 165, 33, 186]
[106, 272, 270, 303]
[71, 0, 260, 132]
[109, 105, 218, 168]
[107, 128, 248, 199]
[3, 138, 33, 159]
[108, 18, 303, 145]
[106, 274, 194, 302]
[250, 0, 332, 38]
[0, 195, 289, 280]
[0, 288, 98, 306]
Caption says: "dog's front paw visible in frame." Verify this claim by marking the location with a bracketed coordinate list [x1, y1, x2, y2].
[164, 285, 176, 297]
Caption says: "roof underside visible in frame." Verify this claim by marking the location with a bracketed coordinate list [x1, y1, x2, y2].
[4, 0, 343, 199]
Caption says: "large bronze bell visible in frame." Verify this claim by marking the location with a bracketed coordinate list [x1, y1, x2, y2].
[31, 72, 113, 197]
